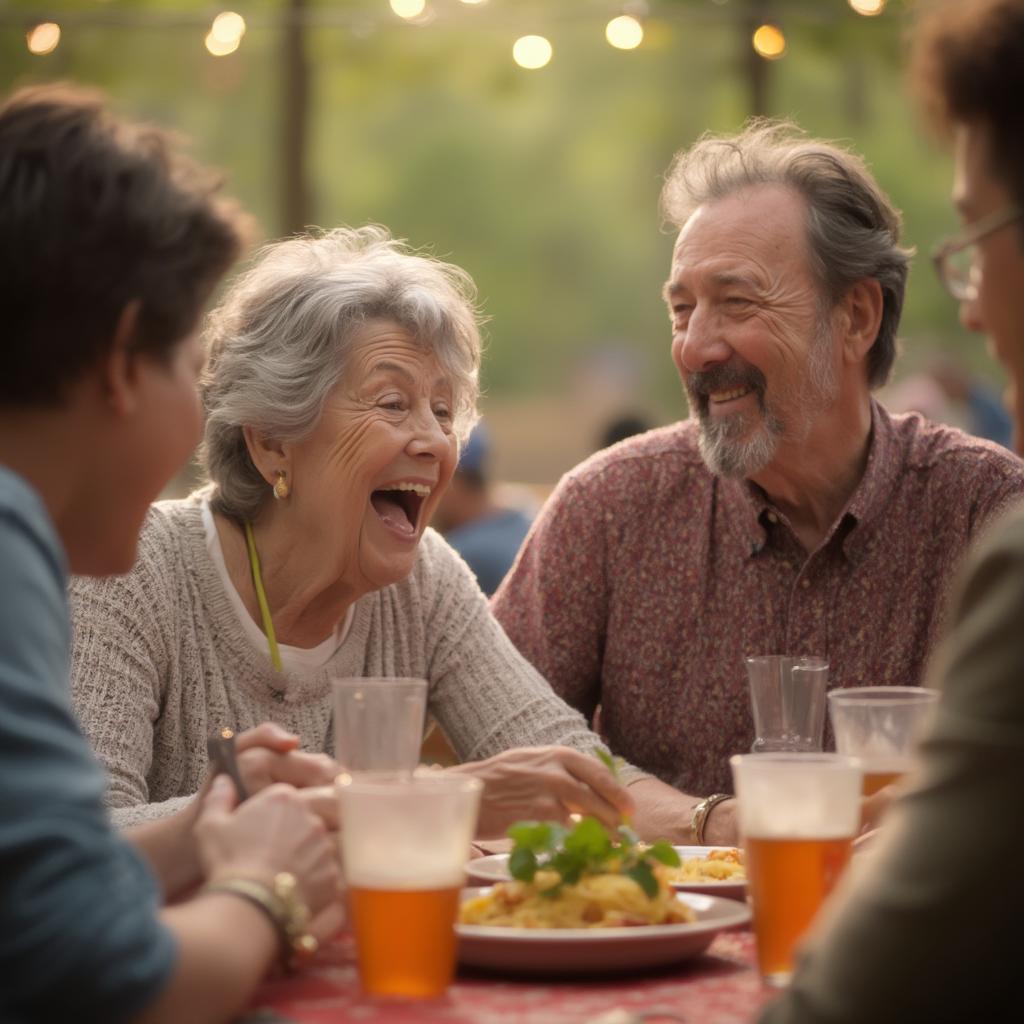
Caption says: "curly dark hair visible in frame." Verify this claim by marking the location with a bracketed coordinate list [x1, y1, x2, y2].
[0, 83, 250, 406]
[912, 0, 1024, 216]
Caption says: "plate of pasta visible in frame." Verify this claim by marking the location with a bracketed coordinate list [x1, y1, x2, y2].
[456, 886, 751, 973]
[468, 845, 748, 901]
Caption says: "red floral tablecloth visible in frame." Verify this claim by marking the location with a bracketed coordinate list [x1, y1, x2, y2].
[242, 928, 774, 1024]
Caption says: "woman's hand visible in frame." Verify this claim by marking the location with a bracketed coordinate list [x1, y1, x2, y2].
[195, 775, 341, 921]
[232, 723, 339, 798]
[448, 745, 635, 838]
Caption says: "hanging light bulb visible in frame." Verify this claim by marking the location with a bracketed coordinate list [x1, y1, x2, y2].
[606, 15, 644, 50]
[26, 22, 61, 56]
[849, 0, 887, 15]
[390, 0, 426, 19]
[513, 35, 553, 70]
[752, 24, 786, 60]
[211, 12, 246, 43]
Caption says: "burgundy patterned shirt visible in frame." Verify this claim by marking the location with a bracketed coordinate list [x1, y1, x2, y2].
[492, 402, 1024, 796]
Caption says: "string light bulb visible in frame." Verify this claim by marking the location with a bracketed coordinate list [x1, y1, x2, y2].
[390, 0, 426, 18]
[606, 15, 644, 50]
[512, 35, 553, 70]
[752, 24, 786, 60]
[849, 0, 886, 15]
[26, 22, 60, 56]
[211, 12, 246, 43]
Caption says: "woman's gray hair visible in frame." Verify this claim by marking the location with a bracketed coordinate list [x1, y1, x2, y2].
[660, 120, 913, 389]
[200, 225, 482, 520]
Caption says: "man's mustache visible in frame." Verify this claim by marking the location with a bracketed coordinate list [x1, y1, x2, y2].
[686, 364, 767, 407]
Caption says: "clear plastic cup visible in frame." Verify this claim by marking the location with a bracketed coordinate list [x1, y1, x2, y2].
[730, 752, 862, 987]
[746, 655, 829, 754]
[331, 676, 427, 775]
[337, 773, 482, 998]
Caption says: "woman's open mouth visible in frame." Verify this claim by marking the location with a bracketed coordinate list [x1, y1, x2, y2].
[369, 482, 431, 537]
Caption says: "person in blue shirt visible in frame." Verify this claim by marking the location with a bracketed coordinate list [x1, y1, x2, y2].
[0, 84, 340, 1023]
[432, 421, 534, 595]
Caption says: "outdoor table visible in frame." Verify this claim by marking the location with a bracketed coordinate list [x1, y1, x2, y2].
[240, 926, 774, 1024]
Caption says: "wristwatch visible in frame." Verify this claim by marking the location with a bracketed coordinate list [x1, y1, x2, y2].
[689, 792, 732, 845]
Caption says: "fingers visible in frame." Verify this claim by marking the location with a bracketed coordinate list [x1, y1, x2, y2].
[554, 748, 636, 823]
[234, 722, 301, 754]
[298, 785, 340, 831]
[237, 747, 338, 794]
[197, 773, 238, 824]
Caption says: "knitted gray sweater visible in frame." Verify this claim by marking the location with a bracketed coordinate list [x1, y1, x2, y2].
[70, 495, 630, 828]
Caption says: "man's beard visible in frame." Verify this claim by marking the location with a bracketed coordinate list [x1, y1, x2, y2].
[686, 319, 838, 479]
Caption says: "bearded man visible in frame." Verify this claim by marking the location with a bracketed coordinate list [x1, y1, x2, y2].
[492, 121, 1024, 846]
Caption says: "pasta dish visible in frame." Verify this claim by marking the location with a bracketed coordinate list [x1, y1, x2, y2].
[459, 867, 696, 929]
[664, 847, 746, 884]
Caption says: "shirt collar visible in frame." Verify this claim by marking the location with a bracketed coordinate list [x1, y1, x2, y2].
[724, 399, 895, 562]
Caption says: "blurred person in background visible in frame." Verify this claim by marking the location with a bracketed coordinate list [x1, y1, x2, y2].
[493, 121, 1024, 847]
[596, 411, 654, 451]
[432, 420, 534, 596]
[761, 1, 1024, 1019]
[930, 350, 1013, 447]
[0, 85, 340, 1024]
[69, 225, 697, 843]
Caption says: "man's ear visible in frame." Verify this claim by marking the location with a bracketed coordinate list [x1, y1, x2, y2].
[100, 300, 144, 416]
[242, 424, 290, 487]
[840, 278, 884, 367]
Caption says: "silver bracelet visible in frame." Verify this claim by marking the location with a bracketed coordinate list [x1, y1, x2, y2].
[689, 792, 732, 845]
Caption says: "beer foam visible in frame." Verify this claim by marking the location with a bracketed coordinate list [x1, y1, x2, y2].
[344, 846, 465, 890]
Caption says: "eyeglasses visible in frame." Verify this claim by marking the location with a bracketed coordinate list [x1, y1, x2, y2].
[932, 204, 1024, 302]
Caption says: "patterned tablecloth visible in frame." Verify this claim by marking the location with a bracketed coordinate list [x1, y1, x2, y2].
[241, 928, 775, 1024]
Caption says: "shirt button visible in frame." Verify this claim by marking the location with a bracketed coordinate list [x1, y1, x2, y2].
[801, 578, 811, 589]
[766, 511, 778, 524]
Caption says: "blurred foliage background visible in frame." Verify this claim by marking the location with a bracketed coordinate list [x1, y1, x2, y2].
[1, 0, 997, 484]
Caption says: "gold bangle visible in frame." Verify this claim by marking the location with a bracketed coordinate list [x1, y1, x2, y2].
[202, 872, 318, 971]
[690, 793, 732, 846]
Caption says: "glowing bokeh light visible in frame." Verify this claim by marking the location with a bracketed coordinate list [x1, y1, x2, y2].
[26, 22, 60, 56]
[205, 31, 241, 56]
[512, 35, 553, 70]
[390, 0, 427, 19]
[606, 15, 644, 50]
[849, 0, 886, 15]
[752, 24, 786, 60]
[211, 12, 246, 43]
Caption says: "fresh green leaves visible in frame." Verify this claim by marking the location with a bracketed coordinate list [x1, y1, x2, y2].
[593, 748, 626, 780]
[506, 816, 681, 900]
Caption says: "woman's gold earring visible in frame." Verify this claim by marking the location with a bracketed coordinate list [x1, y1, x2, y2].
[273, 471, 290, 500]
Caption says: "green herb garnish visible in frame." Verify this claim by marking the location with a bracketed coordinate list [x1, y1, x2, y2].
[506, 816, 681, 900]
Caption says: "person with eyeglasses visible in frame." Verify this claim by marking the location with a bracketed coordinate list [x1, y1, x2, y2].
[760, 2, 1024, 1020]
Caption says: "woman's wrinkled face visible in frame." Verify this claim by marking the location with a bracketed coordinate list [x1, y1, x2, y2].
[286, 321, 459, 591]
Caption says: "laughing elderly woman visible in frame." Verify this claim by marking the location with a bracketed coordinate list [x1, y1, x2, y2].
[69, 226, 645, 838]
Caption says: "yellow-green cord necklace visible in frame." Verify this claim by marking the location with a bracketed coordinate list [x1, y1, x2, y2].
[244, 521, 284, 677]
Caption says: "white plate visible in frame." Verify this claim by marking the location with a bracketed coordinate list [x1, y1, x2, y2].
[456, 888, 751, 974]
[466, 846, 748, 901]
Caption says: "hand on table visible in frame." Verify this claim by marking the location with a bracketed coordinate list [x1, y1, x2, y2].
[447, 745, 635, 838]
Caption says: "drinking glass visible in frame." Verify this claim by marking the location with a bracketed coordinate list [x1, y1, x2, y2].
[828, 686, 939, 795]
[730, 752, 862, 988]
[331, 676, 427, 775]
[746, 655, 829, 754]
[337, 773, 483, 999]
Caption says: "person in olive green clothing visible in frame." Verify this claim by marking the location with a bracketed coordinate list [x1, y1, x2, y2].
[760, 2, 1024, 1021]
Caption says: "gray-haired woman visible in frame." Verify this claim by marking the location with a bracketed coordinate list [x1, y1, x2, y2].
[69, 226, 643, 838]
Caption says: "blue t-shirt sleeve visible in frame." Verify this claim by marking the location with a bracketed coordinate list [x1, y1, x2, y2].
[0, 489, 178, 1023]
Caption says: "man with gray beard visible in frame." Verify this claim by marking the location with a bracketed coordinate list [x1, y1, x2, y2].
[492, 121, 1024, 846]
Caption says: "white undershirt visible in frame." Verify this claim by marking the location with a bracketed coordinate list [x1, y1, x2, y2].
[201, 500, 353, 674]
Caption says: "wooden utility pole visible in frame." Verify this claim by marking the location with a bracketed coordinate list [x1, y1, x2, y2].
[742, 0, 771, 117]
[281, 0, 310, 235]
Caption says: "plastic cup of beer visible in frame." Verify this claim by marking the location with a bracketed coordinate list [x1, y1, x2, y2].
[746, 655, 829, 754]
[827, 686, 939, 795]
[337, 772, 482, 999]
[730, 752, 862, 988]
[331, 676, 427, 775]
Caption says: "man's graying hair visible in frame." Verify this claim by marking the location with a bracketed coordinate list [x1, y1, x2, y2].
[661, 120, 913, 389]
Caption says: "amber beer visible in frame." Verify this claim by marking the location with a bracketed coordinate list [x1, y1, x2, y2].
[745, 833, 854, 982]
[337, 773, 482, 1000]
[861, 765, 907, 796]
[730, 752, 862, 987]
[348, 884, 461, 997]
